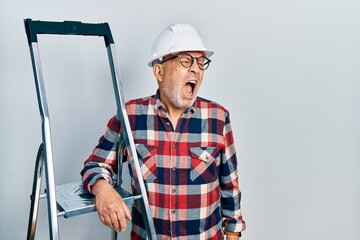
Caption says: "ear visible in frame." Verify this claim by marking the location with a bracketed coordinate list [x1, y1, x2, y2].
[153, 64, 164, 82]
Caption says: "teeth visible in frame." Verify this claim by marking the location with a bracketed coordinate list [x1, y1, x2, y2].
[188, 80, 197, 84]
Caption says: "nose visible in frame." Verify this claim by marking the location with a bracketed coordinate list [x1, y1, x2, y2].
[189, 61, 201, 74]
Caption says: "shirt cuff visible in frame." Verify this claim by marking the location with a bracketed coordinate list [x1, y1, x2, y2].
[223, 218, 246, 234]
[84, 174, 114, 193]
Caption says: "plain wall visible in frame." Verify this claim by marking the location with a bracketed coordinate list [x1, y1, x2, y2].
[0, 0, 359, 239]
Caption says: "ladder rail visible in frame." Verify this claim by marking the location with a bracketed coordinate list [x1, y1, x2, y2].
[27, 40, 60, 240]
[107, 44, 157, 239]
[27, 143, 45, 240]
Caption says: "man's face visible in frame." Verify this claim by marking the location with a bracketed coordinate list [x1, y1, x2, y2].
[154, 51, 205, 111]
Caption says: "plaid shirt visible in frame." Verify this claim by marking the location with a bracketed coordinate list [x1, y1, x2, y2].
[81, 91, 245, 239]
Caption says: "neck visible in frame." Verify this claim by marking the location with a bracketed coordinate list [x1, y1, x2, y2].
[166, 106, 185, 129]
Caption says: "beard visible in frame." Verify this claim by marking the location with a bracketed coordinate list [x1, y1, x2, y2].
[160, 83, 196, 110]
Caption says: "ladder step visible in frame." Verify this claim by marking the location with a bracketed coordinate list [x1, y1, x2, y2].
[55, 182, 139, 218]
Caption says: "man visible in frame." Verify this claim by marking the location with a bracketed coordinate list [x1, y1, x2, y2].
[81, 23, 245, 239]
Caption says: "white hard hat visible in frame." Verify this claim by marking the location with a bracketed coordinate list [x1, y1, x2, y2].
[148, 23, 214, 67]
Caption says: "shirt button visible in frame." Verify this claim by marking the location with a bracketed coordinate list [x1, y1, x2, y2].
[171, 210, 176, 214]
[172, 167, 176, 171]
[166, 121, 170, 125]
[172, 189, 176, 193]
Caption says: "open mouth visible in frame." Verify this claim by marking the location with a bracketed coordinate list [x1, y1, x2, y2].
[185, 80, 197, 97]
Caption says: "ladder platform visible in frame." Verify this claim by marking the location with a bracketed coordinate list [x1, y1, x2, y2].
[55, 182, 138, 218]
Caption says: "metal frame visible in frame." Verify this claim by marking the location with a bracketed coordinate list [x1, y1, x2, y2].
[24, 18, 156, 240]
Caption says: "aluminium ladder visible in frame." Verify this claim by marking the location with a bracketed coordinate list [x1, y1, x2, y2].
[24, 19, 157, 240]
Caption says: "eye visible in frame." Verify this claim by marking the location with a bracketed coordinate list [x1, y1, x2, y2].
[179, 55, 193, 67]
[197, 57, 205, 67]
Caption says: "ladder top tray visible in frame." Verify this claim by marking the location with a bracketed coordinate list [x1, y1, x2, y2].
[56, 182, 137, 218]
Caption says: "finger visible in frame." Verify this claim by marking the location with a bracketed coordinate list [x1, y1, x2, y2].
[99, 215, 106, 225]
[110, 214, 120, 231]
[102, 214, 113, 228]
[117, 212, 127, 232]
[122, 201, 132, 220]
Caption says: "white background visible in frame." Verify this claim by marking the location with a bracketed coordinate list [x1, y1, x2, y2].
[0, 0, 359, 239]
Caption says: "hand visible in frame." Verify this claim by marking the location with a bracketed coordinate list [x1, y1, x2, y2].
[92, 179, 132, 232]
[226, 235, 240, 240]
[224, 230, 241, 240]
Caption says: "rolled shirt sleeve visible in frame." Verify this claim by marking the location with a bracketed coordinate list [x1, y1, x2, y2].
[220, 111, 246, 233]
[81, 115, 121, 193]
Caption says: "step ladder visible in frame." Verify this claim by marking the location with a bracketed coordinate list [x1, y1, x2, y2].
[24, 18, 157, 240]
